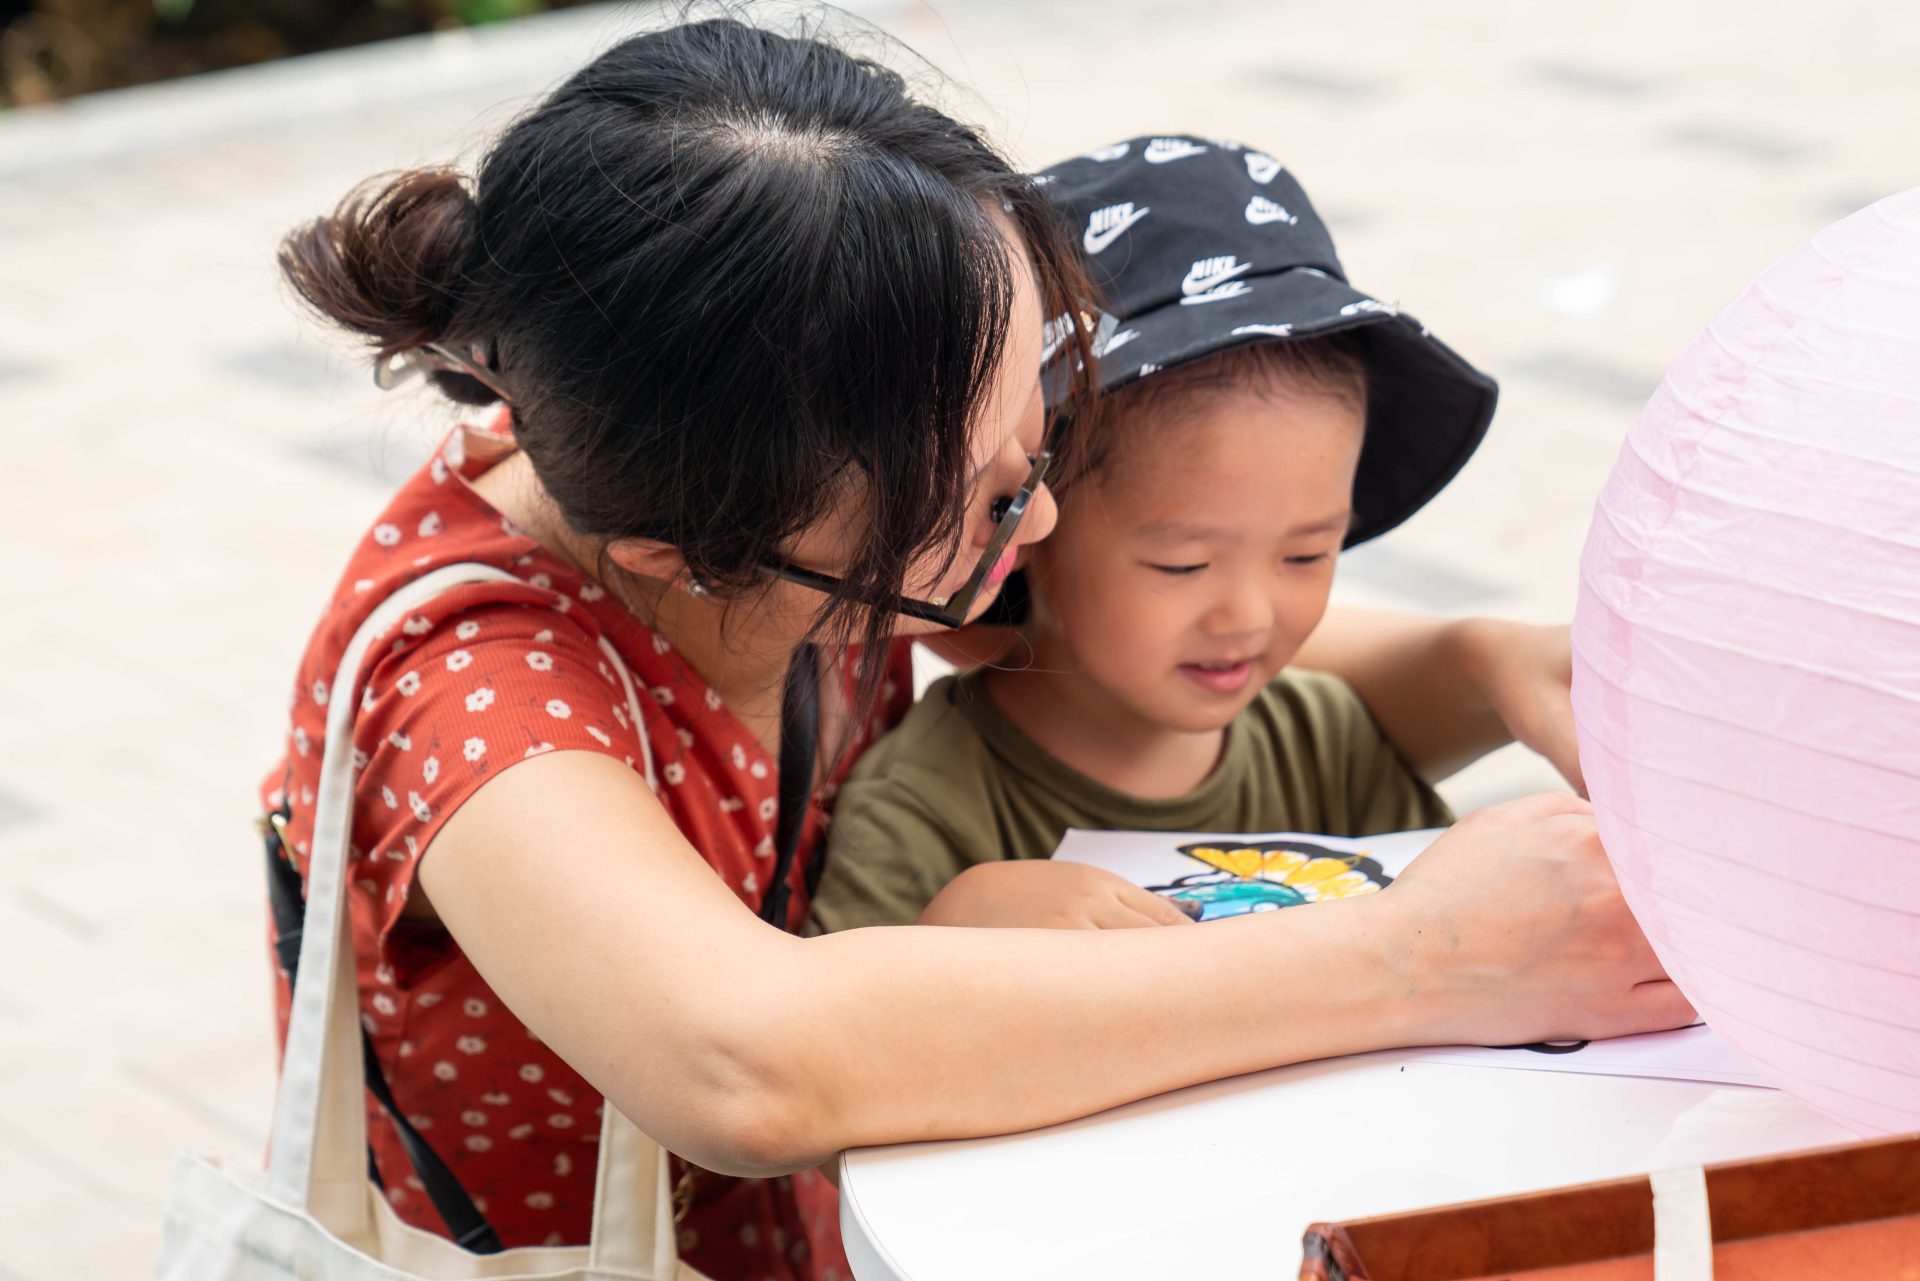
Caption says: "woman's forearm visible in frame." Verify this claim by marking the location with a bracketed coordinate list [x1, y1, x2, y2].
[755, 892, 1420, 1167]
[1291, 607, 1512, 780]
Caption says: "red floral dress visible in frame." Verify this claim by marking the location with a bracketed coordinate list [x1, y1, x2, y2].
[259, 415, 912, 1280]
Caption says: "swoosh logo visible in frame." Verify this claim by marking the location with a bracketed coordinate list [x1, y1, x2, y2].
[1097, 328, 1139, 356]
[1230, 322, 1294, 337]
[1180, 281, 1254, 306]
[1083, 203, 1151, 255]
[1182, 257, 1253, 296]
[1087, 142, 1131, 162]
[1245, 152, 1282, 184]
[1246, 196, 1298, 226]
[1144, 137, 1208, 164]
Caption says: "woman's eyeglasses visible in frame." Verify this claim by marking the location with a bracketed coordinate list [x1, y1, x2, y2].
[760, 448, 1052, 629]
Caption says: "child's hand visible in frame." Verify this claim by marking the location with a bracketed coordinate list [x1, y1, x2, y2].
[917, 860, 1197, 930]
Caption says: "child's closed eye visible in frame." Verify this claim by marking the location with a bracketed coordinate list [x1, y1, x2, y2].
[1144, 562, 1208, 576]
[1284, 553, 1331, 566]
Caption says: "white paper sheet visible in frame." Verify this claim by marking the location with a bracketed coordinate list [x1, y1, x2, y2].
[1051, 826, 1773, 1090]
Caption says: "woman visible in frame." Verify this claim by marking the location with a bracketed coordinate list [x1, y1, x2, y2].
[262, 17, 1688, 1279]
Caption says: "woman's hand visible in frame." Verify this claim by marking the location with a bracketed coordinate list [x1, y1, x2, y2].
[1454, 619, 1585, 794]
[917, 859, 1196, 930]
[1380, 791, 1693, 1046]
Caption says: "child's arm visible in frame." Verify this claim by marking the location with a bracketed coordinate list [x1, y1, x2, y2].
[1292, 609, 1581, 792]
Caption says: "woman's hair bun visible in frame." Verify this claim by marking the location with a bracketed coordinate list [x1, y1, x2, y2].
[278, 168, 477, 367]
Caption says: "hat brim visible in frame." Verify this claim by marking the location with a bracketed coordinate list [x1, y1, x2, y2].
[1087, 267, 1497, 548]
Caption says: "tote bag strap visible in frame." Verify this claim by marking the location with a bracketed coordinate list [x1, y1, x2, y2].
[265, 562, 678, 1275]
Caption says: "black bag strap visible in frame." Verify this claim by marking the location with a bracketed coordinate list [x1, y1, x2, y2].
[759, 643, 820, 931]
[262, 808, 504, 1253]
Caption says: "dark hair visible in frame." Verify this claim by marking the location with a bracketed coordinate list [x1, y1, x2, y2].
[280, 15, 1094, 713]
[1071, 333, 1368, 487]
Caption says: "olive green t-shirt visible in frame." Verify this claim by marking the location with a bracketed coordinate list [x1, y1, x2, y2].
[808, 668, 1453, 934]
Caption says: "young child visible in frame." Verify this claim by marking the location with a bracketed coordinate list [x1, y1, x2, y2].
[808, 134, 1500, 933]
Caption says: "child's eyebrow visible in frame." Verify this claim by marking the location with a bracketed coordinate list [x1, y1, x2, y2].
[1135, 511, 1352, 542]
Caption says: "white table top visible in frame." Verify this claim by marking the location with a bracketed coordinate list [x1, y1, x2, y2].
[838, 1050, 1853, 1280]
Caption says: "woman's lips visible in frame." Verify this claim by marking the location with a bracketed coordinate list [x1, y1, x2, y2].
[984, 546, 1019, 590]
[1178, 660, 1255, 694]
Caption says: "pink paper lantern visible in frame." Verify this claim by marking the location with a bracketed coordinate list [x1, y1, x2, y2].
[1572, 187, 1920, 1136]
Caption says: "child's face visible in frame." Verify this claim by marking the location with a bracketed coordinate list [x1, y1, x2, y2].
[1027, 382, 1362, 734]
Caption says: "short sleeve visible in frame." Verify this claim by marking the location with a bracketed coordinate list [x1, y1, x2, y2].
[344, 600, 650, 959]
[1305, 672, 1455, 834]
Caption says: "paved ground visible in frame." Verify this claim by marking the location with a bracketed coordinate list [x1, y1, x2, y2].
[1, 0, 1914, 1274]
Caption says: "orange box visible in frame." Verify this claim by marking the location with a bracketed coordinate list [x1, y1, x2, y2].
[1299, 1131, 1920, 1280]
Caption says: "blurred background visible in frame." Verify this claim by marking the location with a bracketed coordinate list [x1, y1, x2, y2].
[0, 0, 1914, 1274]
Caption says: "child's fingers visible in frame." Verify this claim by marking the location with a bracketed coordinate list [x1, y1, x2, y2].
[1111, 884, 1198, 927]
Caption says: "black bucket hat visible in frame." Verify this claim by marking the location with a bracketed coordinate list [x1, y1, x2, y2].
[1037, 134, 1498, 548]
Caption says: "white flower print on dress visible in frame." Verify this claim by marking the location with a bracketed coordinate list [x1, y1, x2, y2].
[353, 578, 375, 594]
[465, 686, 495, 713]
[352, 747, 370, 771]
[533, 629, 554, 644]
[718, 796, 745, 813]
[423, 755, 439, 783]
[526, 651, 553, 672]
[311, 679, 329, 707]
[676, 728, 695, 748]
[749, 759, 769, 780]
[416, 991, 441, 1007]
[381, 786, 398, 810]
[553, 1152, 573, 1177]
[372, 992, 396, 1015]
[663, 762, 685, 786]
[586, 725, 612, 748]
[578, 583, 605, 601]
[455, 619, 480, 640]
[417, 511, 443, 538]
[518, 1064, 544, 1083]
[704, 687, 724, 711]
[651, 685, 675, 706]
[610, 703, 628, 729]
[461, 1110, 488, 1126]
[388, 731, 411, 751]
[525, 1192, 555, 1210]
[754, 835, 775, 859]
[408, 791, 432, 823]
[758, 797, 777, 821]
[373, 523, 402, 547]
[446, 649, 472, 672]
[464, 1135, 492, 1153]
[464, 998, 488, 1017]
[524, 742, 554, 757]
[361, 685, 377, 712]
[293, 726, 311, 757]
[402, 615, 433, 637]
[548, 1113, 574, 1129]
[482, 1092, 511, 1106]
[457, 1035, 486, 1055]
[463, 737, 486, 761]
[509, 1124, 534, 1140]
[430, 456, 449, 484]
[433, 1061, 458, 1081]
[396, 670, 422, 696]
[547, 1088, 573, 1106]
[545, 698, 571, 720]
[529, 573, 552, 590]
[730, 744, 747, 770]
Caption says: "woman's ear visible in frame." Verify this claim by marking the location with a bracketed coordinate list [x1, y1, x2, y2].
[606, 537, 687, 584]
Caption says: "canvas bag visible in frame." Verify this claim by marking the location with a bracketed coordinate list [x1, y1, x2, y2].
[156, 563, 711, 1281]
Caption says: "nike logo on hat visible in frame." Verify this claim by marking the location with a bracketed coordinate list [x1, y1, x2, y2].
[1087, 142, 1131, 162]
[1084, 202, 1151, 255]
[1341, 298, 1398, 317]
[1231, 323, 1294, 337]
[1144, 137, 1209, 164]
[1246, 196, 1298, 226]
[1245, 152, 1283, 184]
[1182, 255, 1253, 296]
[1180, 280, 1253, 305]
[1097, 328, 1139, 356]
